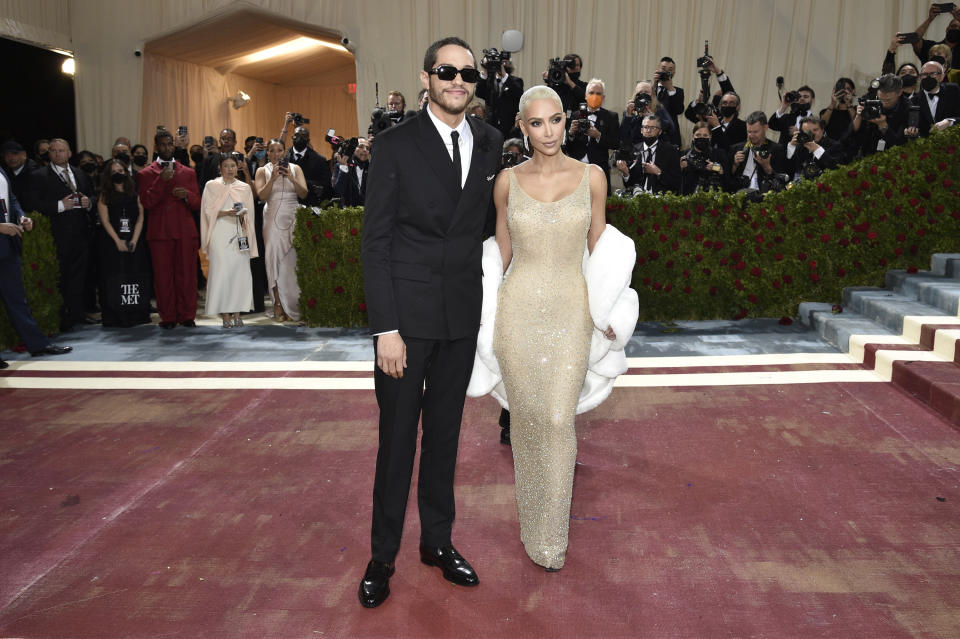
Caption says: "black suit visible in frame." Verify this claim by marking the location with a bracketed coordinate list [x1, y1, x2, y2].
[333, 161, 367, 207]
[729, 140, 787, 191]
[361, 109, 503, 563]
[847, 96, 911, 159]
[0, 173, 50, 353]
[286, 147, 333, 206]
[785, 135, 842, 180]
[475, 74, 524, 137]
[711, 118, 747, 150]
[913, 82, 960, 137]
[656, 83, 685, 122]
[563, 106, 620, 191]
[622, 140, 681, 194]
[769, 109, 814, 147]
[23, 164, 96, 328]
[4, 159, 39, 203]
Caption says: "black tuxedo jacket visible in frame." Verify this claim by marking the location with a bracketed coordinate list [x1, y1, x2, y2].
[564, 107, 620, 182]
[913, 82, 960, 137]
[769, 109, 814, 147]
[729, 139, 787, 186]
[286, 147, 333, 206]
[785, 135, 842, 178]
[656, 84, 686, 121]
[362, 110, 503, 340]
[23, 163, 96, 219]
[333, 162, 367, 207]
[476, 74, 524, 136]
[624, 140, 681, 194]
[711, 118, 747, 150]
[4, 159, 39, 204]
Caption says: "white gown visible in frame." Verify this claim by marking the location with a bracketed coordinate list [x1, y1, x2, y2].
[262, 162, 302, 320]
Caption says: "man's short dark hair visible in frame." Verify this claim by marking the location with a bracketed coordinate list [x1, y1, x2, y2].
[721, 91, 741, 107]
[745, 111, 767, 126]
[423, 37, 474, 72]
[220, 128, 237, 139]
[660, 56, 675, 65]
[799, 116, 824, 129]
[642, 114, 662, 128]
[154, 129, 174, 146]
[877, 73, 903, 93]
[798, 85, 815, 100]
[245, 135, 257, 145]
[566, 53, 583, 68]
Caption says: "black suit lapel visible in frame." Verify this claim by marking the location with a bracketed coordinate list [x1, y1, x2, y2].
[415, 110, 461, 206]
[448, 117, 493, 229]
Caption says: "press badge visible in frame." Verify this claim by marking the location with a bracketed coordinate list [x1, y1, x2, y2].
[238, 235, 250, 251]
[119, 217, 131, 234]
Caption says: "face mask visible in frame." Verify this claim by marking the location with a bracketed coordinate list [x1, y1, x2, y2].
[80, 163, 97, 175]
[568, 72, 580, 82]
[585, 94, 603, 109]
[116, 152, 130, 165]
[900, 74, 918, 88]
[293, 138, 308, 152]
[40, 152, 50, 163]
[692, 137, 711, 152]
[719, 105, 737, 118]
[133, 155, 147, 167]
[796, 101, 811, 112]
[254, 149, 266, 160]
[642, 135, 658, 146]
[190, 153, 204, 165]
[921, 75, 939, 92]
[946, 28, 960, 43]
[111, 172, 125, 184]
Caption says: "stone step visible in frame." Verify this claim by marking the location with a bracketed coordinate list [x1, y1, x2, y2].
[929, 253, 960, 278]
[799, 302, 897, 354]
[841, 287, 951, 334]
[885, 270, 960, 316]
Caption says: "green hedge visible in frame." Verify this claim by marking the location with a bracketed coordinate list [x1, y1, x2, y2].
[0, 212, 63, 350]
[293, 126, 960, 327]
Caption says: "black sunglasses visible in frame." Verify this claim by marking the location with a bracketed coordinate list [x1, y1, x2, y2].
[429, 65, 480, 83]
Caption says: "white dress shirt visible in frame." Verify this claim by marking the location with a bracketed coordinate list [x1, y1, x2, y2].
[426, 103, 472, 187]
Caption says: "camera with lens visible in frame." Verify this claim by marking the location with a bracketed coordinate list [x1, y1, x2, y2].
[859, 98, 883, 121]
[633, 92, 652, 113]
[326, 130, 359, 160]
[750, 145, 771, 160]
[685, 150, 710, 172]
[613, 142, 636, 166]
[758, 172, 788, 194]
[795, 130, 814, 145]
[654, 69, 673, 82]
[290, 112, 310, 126]
[571, 102, 591, 139]
[546, 57, 569, 86]
[696, 40, 712, 68]
[482, 48, 510, 74]
[801, 160, 823, 180]
[691, 100, 716, 120]
[783, 90, 800, 104]
[369, 107, 395, 134]
[501, 151, 522, 168]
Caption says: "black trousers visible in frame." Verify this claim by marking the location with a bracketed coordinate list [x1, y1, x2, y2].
[50, 211, 89, 327]
[370, 333, 477, 563]
[0, 251, 51, 353]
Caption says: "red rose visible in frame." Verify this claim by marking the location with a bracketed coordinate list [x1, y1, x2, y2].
[810, 273, 820, 282]
[659, 233, 668, 243]
[798, 252, 807, 260]
[944, 179, 954, 188]
[652, 281, 663, 291]
[312, 234, 319, 243]
[750, 266, 762, 277]
[925, 174, 936, 183]
[779, 316, 793, 325]
[306, 220, 313, 229]
[847, 169, 858, 178]
[870, 165, 878, 175]
[884, 190, 893, 199]
[920, 151, 931, 159]
[696, 204, 705, 213]
[917, 228, 926, 236]
[867, 231, 879, 239]
[894, 247, 904, 255]
[350, 228, 358, 236]
[334, 286, 345, 294]
[29, 262, 38, 271]
[775, 253, 784, 261]
[907, 266, 919, 273]
[683, 285, 692, 294]
[703, 268, 712, 276]
[809, 260, 817, 270]
[783, 275, 794, 284]
[734, 261, 746, 271]
[820, 234, 831, 243]
[839, 238, 849, 247]
[837, 267, 846, 276]
[648, 249, 659, 260]
[664, 283, 673, 292]
[324, 230, 333, 239]
[939, 161, 948, 171]
[627, 216, 635, 225]
[772, 279, 781, 289]
[695, 254, 704, 262]
[307, 298, 317, 308]
[329, 261, 337, 269]
[642, 276, 651, 285]
[748, 294, 758, 304]
[734, 279, 744, 290]
[860, 181, 871, 190]
[358, 302, 367, 311]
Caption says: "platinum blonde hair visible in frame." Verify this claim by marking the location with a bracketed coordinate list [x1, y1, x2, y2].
[518, 85, 563, 120]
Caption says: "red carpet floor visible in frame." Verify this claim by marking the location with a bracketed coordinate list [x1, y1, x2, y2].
[1, 379, 960, 638]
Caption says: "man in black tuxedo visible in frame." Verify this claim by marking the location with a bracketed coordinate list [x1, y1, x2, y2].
[332, 137, 369, 207]
[729, 111, 787, 192]
[547, 53, 587, 114]
[914, 61, 960, 136]
[848, 74, 914, 159]
[285, 126, 333, 206]
[785, 116, 842, 181]
[23, 138, 96, 331]
[1, 140, 39, 203]
[0, 169, 72, 364]
[769, 85, 816, 147]
[704, 92, 747, 150]
[564, 78, 620, 193]
[654, 57, 685, 122]
[359, 36, 503, 609]
[615, 114, 680, 194]
[198, 128, 237, 191]
[476, 57, 524, 137]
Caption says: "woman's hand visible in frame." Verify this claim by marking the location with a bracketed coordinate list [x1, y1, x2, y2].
[115, 237, 129, 252]
[603, 326, 616, 340]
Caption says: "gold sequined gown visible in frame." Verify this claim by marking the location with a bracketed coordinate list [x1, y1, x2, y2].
[494, 165, 593, 570]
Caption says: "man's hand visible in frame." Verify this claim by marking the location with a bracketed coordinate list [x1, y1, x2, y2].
[569, 120, 581, 135]
[705, 111, 720, 127]
[335, 152, 349, 166]
[0, 222, 23, 237]
[376, 332, 407, 379]
[172, 186, 188, 199]
[755, 151, 772, 173]
[733, 149, 746, 168]
[905, 125, 920, 138]
[176, 133, 189, 149]
[61, 195, 76, 210]
[603, 325, 616, 340]
[804, 140, 820, 153]
[80, 195, 90, 209]
[20, 216, 33, 231]
[642, 161, 661, 176]
[789, 131, 799, 147]
[933, 118, 954, 131]
[707, 57, 721, 75]
[624, 100, 636, 117]
[616, 159, 630, 177]
[586, 123, 601, 140]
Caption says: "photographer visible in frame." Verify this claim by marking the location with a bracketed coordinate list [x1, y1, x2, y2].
[563, 78, 620, 192]
[849, 74, 915, 158]
[333, 137, 370, 207]
[911, 3, 960, 70]
[615, 114, 680, 194]
[654, 57, 685, 122]
[679, 122, 729, 195]
[729, 111, 786, 192]
[913, 60, 960, 136]
[820, 78, 856, 143]
[476, 53, 524, 137]
[705, 91, 746, 150]
[198, 128, 237, 191]
[769, 85, 815, 146]
[544, 53, 587, 114]
[501, 138, 528, 169]
[284, 125, 333, 206]
[620, 80, 680, 147]
[684, 54, 736, 123]
[785, 116, 841, 182]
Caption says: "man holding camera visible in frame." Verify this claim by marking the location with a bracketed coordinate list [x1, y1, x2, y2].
[615, 114, 680, 194]
[655, 57, 685, 122]
[285, 126, 333, 207]
[476, 54, 524, 137]
[24, 138, 97, 332]
[785, 116, 841, 181]
[849, 74, 915, 158]
[564, 79, 620, 193]
[545, 54, 587, 114]
[137, 130, 202, 329]
[768, 86, 815, 147]
[333, 137, 370, 207]
[912, 60, 960, 136]
[703, 91, 746, 150]
[729, 111, 786, 192]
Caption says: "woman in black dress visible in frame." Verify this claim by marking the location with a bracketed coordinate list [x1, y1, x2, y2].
[96, 158, 151, 327]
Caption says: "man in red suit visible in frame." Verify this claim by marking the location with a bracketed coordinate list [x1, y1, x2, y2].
[137, 130, 202, 328]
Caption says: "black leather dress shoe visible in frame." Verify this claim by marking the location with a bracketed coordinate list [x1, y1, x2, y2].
[500, 426, 511, 446]
[180, 320, 197, 328]
[419, 544, 479, 586]
[0, 359, 8, 369]
[30, 345, 72, 357]
[159, 321, 177, 329]
[358, 559, 394, 608]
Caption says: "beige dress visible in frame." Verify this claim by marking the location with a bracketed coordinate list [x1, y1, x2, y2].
[262, 162, 302, 320]
[493, 165, 593, 570]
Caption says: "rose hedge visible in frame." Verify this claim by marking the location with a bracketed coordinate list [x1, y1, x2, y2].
[0, 212, 63, 350]
[296, 127, 960, 327]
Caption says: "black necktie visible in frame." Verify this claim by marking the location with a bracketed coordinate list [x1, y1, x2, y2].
[451, 131, 462, 190]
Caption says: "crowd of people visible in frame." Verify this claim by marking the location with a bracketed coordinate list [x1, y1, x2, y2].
[1, 3, 959, 357]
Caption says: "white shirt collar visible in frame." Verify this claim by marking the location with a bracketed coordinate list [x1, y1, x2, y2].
[426, 103, 471, 143]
